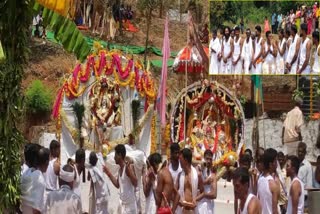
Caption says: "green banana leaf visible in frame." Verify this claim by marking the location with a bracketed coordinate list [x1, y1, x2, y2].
[33, 3, 91, 62]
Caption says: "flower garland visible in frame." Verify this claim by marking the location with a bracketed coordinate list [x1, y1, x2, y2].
[113, 69, 135, 88]
[213, 151, 238, 167]
[150, 113, 157, 154]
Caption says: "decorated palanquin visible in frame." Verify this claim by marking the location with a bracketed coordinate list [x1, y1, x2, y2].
[52, 48, 157, 162]
[170, 80, 245, 167]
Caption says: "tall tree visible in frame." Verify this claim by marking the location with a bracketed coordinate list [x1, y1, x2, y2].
[138, 0, 160, 66]
[0, 0, 34, 211]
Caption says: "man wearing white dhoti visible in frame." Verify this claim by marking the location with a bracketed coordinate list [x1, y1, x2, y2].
[103, 144, 138, 214]
[262, 31, 277, 75]
[209, 29, 221, 75]
[45, 140, 60, 191]
[172, 148, 204, 214]
[276, 29, 287, 74]
[71, 148, 86, 199]
[286, 25, 301, 74]
[312, 31, 320, 74]
[252, 25, 264, 75]
[196, 150, 217, 214]
[297, 23, 312, 74]
[21, 147, 49, 214]
[233, 167, 261, 214]
[44, 164, 82, 213]
[88, 152, 110, 214]
[143, 153, 162, 214]
[221, 26, 234, 74]
[242, 29, 254, 75]
[232, 26, 243, 75]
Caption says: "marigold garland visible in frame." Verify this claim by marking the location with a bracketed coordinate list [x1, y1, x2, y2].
[213, 151, 238, 167]
[113, 69, 135, 88]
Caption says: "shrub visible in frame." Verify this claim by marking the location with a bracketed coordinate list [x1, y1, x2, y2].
[25, 80, 52, 114]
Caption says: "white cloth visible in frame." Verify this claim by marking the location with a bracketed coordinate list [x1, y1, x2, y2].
[44, 185, 82, 214]
[73, 165, 81, 199]
[286, 34, 300, 74]
[242, 38, 254, 74]
[21, 163, 29, 176]
[233, 37, 242, 74]
[119, 166, 137, 214]
[239, 193, 255, 214]
[298, 37, 311, 74]
[276, 38, 286, 74]
[169, 162, 182, 185]
[209, 38, 221, 75]
[89, 165, 110, 214]
[145, 181, 157, 214]
[312, 45, 320, 74]
[198, 170, 214, 214]
[298, 159, 313, 194]
[252, 37, 263, 74]
[263, 42, 276, 74]
[221, 37, 232, 74]
[21, 168, 46, 213]
[257, 175, 274, 214]
[46, 158, 59, 191]
[283, 106, 304, 143]
[286, 177, 304, 214]
[176, 166, 199, 214]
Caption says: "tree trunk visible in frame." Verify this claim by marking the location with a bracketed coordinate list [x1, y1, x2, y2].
[159, 0, 163, 18]
[144, 7, 152, 67]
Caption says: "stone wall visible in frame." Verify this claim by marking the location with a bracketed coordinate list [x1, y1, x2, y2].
[243, 119, 320, 162]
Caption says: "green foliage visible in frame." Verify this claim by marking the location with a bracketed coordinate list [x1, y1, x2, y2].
[292, 88, 304, 101]
[25, 80, 53, 114]
[72, 102, 85, 143]
[0, 0, 34, 210]
[313, 81, 320, 97]
[137, 0, 160, 13]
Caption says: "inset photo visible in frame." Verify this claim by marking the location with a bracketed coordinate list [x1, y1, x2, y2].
[209, 1, 320, 75]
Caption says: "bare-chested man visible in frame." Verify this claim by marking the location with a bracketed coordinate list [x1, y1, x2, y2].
[173, 148, 204, 214]
[168, 143, 182, 185]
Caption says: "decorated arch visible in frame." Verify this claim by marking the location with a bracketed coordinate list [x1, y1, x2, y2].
[52, 49, 157, 162]
[170, 79, 245, 166]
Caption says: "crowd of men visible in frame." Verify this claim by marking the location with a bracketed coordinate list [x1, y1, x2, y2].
[19, 122, 320, 214]
[209, 23, 319, 75]
[209, 2, 320, 75]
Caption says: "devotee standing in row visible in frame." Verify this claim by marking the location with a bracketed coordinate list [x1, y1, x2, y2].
[262, 31, 277, 74]
[44, 164, 82, 213]
[252, 25, 264, 74]
[286, 25, 300, 74]
[297, 23, 312, 74]
[242, 28, 254, 74]
[221, 26, 234, 74]
[209, 29, 221, 75]
[232, 26, 243, 74]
